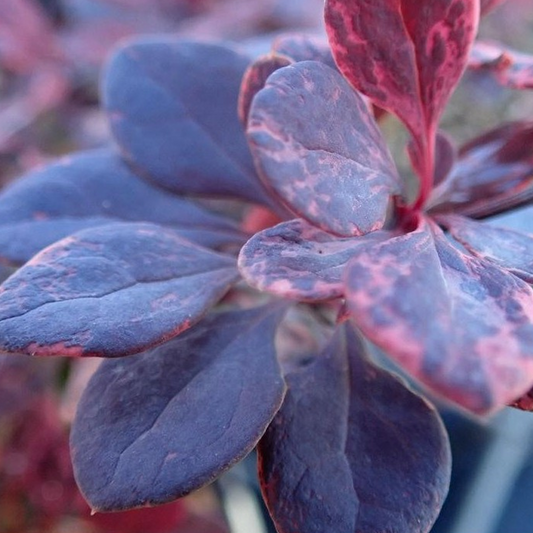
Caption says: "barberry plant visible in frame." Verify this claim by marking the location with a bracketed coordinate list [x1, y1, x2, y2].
[0, 0, 532, 532]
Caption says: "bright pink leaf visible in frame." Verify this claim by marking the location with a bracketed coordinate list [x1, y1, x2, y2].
[238, 218, 392, 301]
[325, 0, 479, 139]
[247, 61, 401, 237]
[344, 215, 533, 415]
[439, 214, 533, 283]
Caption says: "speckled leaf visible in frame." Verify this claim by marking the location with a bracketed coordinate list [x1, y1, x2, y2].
[238, 218, 392, 301]
[71, 306, 287, 511]
[104, 39, 269, 204]
[0, 223, 238, 357]
[430, 122, 533, 217]
[271, 34, 337, 69]
[247, 61, 401, 237]
[469, 41, 533, 89]
[344, 215, 533, 414]
[0, 149, 245, 265]
[439, 214, 533, 283]
[258, 324, 451, 533]
[238, 53, 293, 126]
[325, 0, 479, 139]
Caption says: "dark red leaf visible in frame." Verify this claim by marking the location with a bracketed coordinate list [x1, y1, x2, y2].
[258, 324, 451, 533]
[429, 122, 533, 217]
[71, 306, 287, 511]
[510, 387, 533, 411]
[104, 39, 269, 204]
[0, 149, 245, 265]
[344, 215, 533, 414]
[247, 61, 401, 237]
[238, 53, 293, 126]
[238, 218, 392, 301]
[469, 41, 533, 89]
[439, 214, 533, 283]
[325, 0, 479, 139]
[271, 33, 336, 68]
[0, 223, 238, 357]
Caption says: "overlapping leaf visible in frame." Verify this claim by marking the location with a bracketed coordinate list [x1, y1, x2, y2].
[104, 39, 269, 203]
[439, 214, 533, 283]
[0, 223, 238, 357]
[469, 41, 533, 90]
[238, 53, 293, 126]
[325, 0, 479, 139]
[344, 215, 533, 414]
[0, 149, 245, 265]
[271, 34, 336, 69]
[71, 306, 287, 511]
[429, 122, 533, 217]
[247, 61, 401, 237]
[258, 324, 451, 533]
[238, 218, 392, 301]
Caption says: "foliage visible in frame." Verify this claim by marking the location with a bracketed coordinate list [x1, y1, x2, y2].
[0, 0, 533, 532]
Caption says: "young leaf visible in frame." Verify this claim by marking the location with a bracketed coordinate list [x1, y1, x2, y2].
[247, 61, 401, 237]
[104, 39, 269, 204]
[258, 324, 451, 533]
[429, 122, 533, 217]
[238, 53, 293, 126]
[469, 41, 533, 90]
[0, 223, 238, 357]
[439, 214, 533, 283]
[238, 218, 392, 301]
[344, 215, 533, 414]
[325, 0, 479, 139]
[0, 149, 244, 265]
[71, 306, 287, 511]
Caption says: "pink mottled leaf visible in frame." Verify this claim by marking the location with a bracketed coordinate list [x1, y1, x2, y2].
[429, 122, 533, 217]
[0, 149, 245, 265]
[238, 53, 293, 126]
[469, 41, 533, 90]
[344, 215, 533, 414]
[439, 214, 533, 283]
[238, 219, 392, 301]
[0, 223, 238, 358]
[247, 61, 401, 237]
[325, 0, 479, 139]
[258, 324, 451, 533]
[72, 306, 286, 511]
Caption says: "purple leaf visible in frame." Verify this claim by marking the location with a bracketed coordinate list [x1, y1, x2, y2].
[247, 61, 401, 237]
[439, 214, 533, 283]
[429, 122, 533, 217]
[344, 215, 533, 414]
[238, 218, 392, 301]
[104, 39, 269, 204]
[71, 305, 287, 511]
[0, 223, 238, 357]
[469, 41, 533, 89]
[325, 0, 479, 139]
[258, 324, 451, 533]
[271, 33, 337, 68]
[238, 53, 293, 126]
[0, 149, 245, 265]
